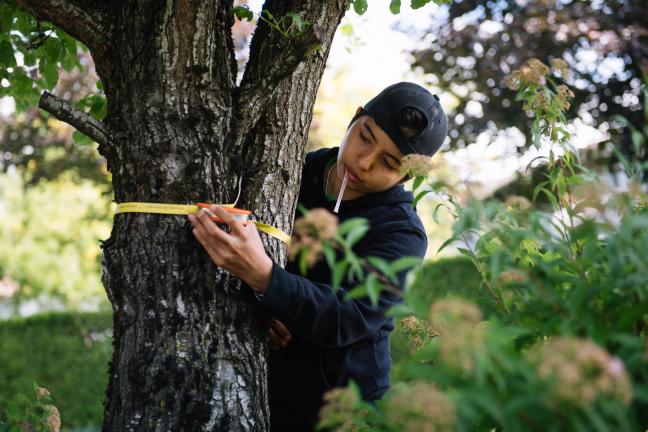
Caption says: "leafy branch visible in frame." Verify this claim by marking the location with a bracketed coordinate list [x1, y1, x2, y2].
[233, 6, 312, 41]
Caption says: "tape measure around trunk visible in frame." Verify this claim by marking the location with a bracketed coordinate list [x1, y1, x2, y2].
[114, 202, 290, 245]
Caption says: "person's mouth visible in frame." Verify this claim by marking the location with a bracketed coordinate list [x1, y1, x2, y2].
[345, 164, 361, 183]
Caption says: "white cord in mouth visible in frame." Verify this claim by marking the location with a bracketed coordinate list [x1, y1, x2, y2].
[334, 169, 348, 213]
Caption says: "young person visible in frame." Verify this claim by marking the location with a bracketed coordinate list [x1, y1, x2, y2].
[188, 82, 448, 431]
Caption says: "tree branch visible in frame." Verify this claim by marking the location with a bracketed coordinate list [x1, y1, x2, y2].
[235, 19, 323, 135]
[15, 0, 111, 57]
[39, 91, 108, 147]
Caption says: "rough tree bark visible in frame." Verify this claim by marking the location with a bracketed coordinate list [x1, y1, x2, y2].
[16, 0, 350, 430]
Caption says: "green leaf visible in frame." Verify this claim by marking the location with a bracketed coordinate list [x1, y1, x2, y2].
[540, 188, 559, 210]
[11, 72, 33, 98]
[296, 203, 309, 217]
[285, 12, 307, 32]
[55, 30, 82, 71]
[385, 303, 414, 317]
[346, 252, 364, 283]
[14, 10, 36, 34]
[366, 256, 396, 282]
[322, 242, 336, 269]
[366, 274, 380, 306]
[89, 95, 107, 119]
[0, 39, 16, 68]
[412, 175, 424, 191]
[413, 189, 433, 208]
[344, 283, 367, 301]
[337, 217, 367, 237]
[299, 248, 309, 275]
[437, 235, 458, 254]
[345, 224, 369, 248]
[432, 203, 446, 224]
[42, 37, 63, 62]
[0, 3, 14, 33]
[72, 130, 93, 145]
[232, 5, 254, 21]
[411, 0, 431, 9]
[389, 0, 401, 14]
[39, 57, 58, 89]
[390, 256, 422, 273]
[22, 50, 37, 67]
[353, 0, 368, 15]
[332, 259, 349, 291]
[457, 247, 473, 259]
[532, 180, 548, 201]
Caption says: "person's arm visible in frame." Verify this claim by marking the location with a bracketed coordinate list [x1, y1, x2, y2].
[256, 226, 427, 348]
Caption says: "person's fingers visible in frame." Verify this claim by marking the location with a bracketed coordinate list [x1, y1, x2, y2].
[190, 224, 225, 265]
[271, 319, 292, 341]
[209, 205, 245, 236]
[269, 326, 289, 346]
[268, 328, 284, 350]
[195, 209, 234, 245]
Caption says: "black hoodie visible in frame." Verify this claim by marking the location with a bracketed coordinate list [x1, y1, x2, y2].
[256, 147, 427, 431]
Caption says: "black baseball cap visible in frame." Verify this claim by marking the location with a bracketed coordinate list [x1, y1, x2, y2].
[361, 82, 448, 157]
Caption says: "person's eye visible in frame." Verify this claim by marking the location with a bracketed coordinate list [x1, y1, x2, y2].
[383, 159, 396, 170]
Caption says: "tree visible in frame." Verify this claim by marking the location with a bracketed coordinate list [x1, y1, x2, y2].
[1, 0, 444, 429]
[410, 0, 647, 166]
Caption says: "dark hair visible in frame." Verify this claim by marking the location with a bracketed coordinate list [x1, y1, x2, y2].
[347, 106, 426, 139]
[398, 106, 427, 139]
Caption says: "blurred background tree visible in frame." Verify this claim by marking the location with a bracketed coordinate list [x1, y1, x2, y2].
[409, 0, 648, 176]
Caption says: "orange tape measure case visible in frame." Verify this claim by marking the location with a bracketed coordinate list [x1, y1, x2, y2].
[196, 203, 252, 225]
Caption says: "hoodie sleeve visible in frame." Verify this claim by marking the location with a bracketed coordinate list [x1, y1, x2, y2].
[255, 225, 428, 348]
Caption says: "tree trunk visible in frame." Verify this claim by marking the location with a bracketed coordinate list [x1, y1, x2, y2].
[16, 0, 350, 430]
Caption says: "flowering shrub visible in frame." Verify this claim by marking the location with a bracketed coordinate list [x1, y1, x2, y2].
[0, 384, 61, 432]
[311, 60, 648, 431]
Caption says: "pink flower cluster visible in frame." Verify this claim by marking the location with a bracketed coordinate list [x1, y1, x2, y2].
[288, 208, 338, 267]
[528, 337, 633, 407]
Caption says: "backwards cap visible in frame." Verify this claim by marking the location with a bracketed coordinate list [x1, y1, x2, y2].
[362, 82, 448, 157]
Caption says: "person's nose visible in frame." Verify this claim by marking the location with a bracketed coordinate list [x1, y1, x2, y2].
[356, 148, 376, 172]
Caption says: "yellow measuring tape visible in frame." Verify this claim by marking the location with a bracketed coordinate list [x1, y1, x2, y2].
[114, 202, 291, 245]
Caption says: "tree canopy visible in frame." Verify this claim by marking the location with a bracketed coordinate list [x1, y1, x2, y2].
[411, 0, 647, 164]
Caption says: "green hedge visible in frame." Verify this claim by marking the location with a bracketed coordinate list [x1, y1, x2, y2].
[407, 255, 485, 309]
[0, 257, 477, 429]
[0, 311, 113, 430]
[391, 256, 483, 369]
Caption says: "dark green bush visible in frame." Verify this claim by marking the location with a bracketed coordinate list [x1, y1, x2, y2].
[0, 311, 113, 430]
[391, 256, 481, 368]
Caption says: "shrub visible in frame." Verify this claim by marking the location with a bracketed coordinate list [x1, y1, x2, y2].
[0, 311, 112, 430]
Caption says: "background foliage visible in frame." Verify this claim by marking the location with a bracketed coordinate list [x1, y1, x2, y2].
[315, 60, 648, 431]
[0, 312, 112, 430]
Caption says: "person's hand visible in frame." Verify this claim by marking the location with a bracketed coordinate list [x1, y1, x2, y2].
[268, 319, 292, 350]
[188, 205, 273, 294]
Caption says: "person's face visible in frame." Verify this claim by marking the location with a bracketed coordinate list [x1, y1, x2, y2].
[336, 107, 407, 198]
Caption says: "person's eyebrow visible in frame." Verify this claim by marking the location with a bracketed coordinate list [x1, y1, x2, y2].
[363, 121, 401, 166]
[362, 121, 377, 143]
